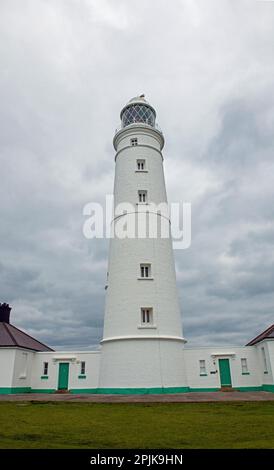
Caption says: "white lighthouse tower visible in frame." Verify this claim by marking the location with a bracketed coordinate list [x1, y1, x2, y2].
[99, 96, 187, 393]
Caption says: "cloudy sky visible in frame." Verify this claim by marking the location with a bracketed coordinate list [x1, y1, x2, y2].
[0, 0, 274, 349]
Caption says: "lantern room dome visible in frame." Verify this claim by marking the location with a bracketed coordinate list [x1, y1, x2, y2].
[120, 95, 156, 129]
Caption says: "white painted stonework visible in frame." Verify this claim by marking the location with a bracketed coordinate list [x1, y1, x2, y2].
[99, 97, 186, 390]
[0, 97, 273, 394]
[1, 342, 274, 393]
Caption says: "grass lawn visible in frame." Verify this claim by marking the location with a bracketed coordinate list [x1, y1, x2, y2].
[0, 401, 274, 448]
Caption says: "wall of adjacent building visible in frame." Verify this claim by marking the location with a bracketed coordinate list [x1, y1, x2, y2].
[266, 341, 274, 383]
[0, 348, 16, 392]
[26, 343, 274, 393]
[30, 351, 101, 392]
[184, 346, 262, 391]
[1, 341, 273, 394]
[255, 340, 274, 388]
[11, 348, 35, 390]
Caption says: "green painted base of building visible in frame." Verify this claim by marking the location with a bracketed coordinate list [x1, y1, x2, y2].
[262, 384, 274, 392]
[1, 384, 274, 395]
[0, 387, 31, 394]
[235, 386, 263, 392]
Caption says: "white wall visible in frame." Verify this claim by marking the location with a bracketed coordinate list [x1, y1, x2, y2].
[101, 121, 186, 390]
[104, 125, 183, 340]
[31, 351, 101, 391]
[255, 340, 274, 385]
[114, 125, 163, 154]
[99, 339, 187, 389]
[12, 349, 35, 389]
[266, 341, 274, 383]
[1, 341, 273, 393]
[26, 341, 273, 392]
[0, 349, 16, 388]
[184, 346, 262, 390]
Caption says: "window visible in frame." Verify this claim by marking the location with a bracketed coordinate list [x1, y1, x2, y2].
[140, 264, 151, 278]
[130, 138, 138, 146]
[241, 358, 249, 374]
[262, 347, 268, 373]
[137, 159, 145, 171]
[141, 308, 153, 325]
[43, 362, 48, 376]
[138, 190, 147, 203]
[199, 360, 207, 376]
[121, 104, 155, 128]
[80, 361, 86, 375]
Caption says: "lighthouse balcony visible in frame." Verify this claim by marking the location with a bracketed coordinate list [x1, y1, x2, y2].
[114, 121, 162, 135]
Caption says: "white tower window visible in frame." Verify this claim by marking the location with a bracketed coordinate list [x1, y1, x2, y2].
[138, 190, 147, 203]
[140, 263, 151, 278]
[130, 138, 138, 146]
[199, 360, 207, 376]
[241, 358, 249, 375]
[141, 308, 153, 325]
[136, 159, 146, 171]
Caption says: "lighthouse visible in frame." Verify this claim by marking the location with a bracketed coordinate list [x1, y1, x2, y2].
[98, 96, 188, 393]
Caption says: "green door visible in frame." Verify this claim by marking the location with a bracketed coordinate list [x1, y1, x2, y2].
[218, 359, 232, 387]
[58, 363, 69, 390]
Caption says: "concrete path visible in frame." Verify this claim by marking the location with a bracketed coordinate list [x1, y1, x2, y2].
[0, 391, 274, 402]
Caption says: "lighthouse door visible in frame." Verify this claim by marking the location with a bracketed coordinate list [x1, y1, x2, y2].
[58, 363, 69, 390]
[218, 359, 232, 387]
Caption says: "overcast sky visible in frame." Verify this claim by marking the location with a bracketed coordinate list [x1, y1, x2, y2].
[0, 0, 274, 349]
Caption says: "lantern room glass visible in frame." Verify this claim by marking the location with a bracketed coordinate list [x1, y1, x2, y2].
[121, 104, 155, 128]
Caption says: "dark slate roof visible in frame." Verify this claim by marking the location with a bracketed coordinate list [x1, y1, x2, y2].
[246, 324, 274, 346]
[0, 322, 54, 352]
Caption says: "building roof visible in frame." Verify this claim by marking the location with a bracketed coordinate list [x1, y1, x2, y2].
[246, 324, 274, 346]
[0, 322, 54, 351]
[0, 302, 53, 352]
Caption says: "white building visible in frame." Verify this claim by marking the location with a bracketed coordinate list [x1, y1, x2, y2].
[0, 96, 274, 395]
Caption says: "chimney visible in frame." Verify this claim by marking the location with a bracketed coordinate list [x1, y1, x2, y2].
[0, 303, 11, 323]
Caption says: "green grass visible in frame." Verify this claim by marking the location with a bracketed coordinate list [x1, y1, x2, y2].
[0, 401, 274, 448]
